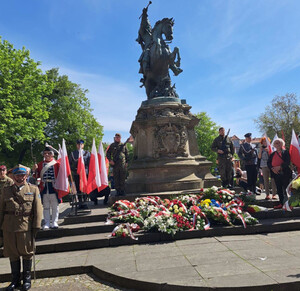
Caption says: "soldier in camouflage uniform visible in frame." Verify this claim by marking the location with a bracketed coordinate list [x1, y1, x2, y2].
[211, 127, 234, 188]
[106, 133, 128, 196]
[0, 165, 43, 291]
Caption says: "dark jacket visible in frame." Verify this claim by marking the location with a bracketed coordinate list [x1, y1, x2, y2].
[267, 150, 292, 179]
[211, 135, 234, 159]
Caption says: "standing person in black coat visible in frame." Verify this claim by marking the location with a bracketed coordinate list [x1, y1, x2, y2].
[238, 133, 258, 194]
[267, 138, 292, 209]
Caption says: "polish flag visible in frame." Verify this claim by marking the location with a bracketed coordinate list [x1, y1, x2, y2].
[271, 134, 279, 152]
[290, 129, 300, 173]
[98, 141, 109, 191]
[86, 138, 101, 194]
[77, 148, 88, 193]
[54, 139, 71, 198]
[263, 133, 272, 153]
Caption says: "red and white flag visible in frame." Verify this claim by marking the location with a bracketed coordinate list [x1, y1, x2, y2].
[77, 148, 88, 193]
[86, 138, 101, 194]
[98, 141, 109, 191]
[263, 133, 272, 153]
[290, 129, 300, 173]
[54, 139, 71, 198]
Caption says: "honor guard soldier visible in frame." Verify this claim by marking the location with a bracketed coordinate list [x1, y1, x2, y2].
[238, 133, 258, 194]
[211, 127, 234, 188]
[0, 164, 43, 291]
[33, 147, 60, 229]
[106, 133, 129, 196]
[69, 139, 90, 209]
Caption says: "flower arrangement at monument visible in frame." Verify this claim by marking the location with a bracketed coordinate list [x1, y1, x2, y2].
[287, 175, 300, 207]
[106, 187, 259, 239]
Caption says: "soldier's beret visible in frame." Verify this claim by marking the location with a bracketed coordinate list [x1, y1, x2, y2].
[0, 165, 6, 170]
[115, 133, 121, 137]
[76, 139, 84, 144]
[12, 164, 29, 175]
[244, 133, 252, 138]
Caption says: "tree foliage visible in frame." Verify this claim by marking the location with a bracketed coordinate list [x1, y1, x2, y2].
[43, 68, 103, 154]
[0, 38, 53, 166]
[255, 93, 300, 147]
[0, 38, 53, 150]
[0, 38, 103, 167]
[194, 112, 219, 172]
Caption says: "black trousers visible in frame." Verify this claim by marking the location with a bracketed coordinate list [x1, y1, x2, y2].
[245, 165, 257, 193]
[273, 173, 291, 204]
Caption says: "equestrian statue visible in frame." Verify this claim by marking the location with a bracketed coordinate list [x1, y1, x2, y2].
[137, 2, 183, 100]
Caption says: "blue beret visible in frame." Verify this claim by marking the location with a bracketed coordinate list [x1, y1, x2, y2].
[76, 139, 84, 144]
[12, 164, 28, 175]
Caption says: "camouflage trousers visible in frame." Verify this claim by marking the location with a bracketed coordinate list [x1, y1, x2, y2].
[218, 157, 233, 186]
[113, 164, 126, 192]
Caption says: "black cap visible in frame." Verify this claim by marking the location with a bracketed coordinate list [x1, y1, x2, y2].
[76, 139, 84, 144]
[43, 147, 54, 154]
[244, 133, 252, 138]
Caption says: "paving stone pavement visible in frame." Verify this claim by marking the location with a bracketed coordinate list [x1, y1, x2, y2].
[3, 231, 300, 289]
[0, 273, 134, 291]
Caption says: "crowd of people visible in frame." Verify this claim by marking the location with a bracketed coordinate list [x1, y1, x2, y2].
[0, 133, 128, 290]
[212, 127, 298, 209]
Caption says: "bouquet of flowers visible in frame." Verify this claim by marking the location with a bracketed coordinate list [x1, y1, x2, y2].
[287, 175, 300, 207]
[107, 187, 260, 239]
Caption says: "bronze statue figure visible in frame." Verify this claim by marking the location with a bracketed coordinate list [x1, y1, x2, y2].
[137, 2, 183, 100]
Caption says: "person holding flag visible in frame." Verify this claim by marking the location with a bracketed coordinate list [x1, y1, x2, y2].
[258, 136, 277, 200]
[32, 146, 60, 229]
[89, 141, 110, 205]
[69, 139, 90, 209]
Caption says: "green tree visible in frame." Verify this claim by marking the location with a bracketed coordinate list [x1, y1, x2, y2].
[194, 112, 220, 172]
[43, 68, 103, 154]
[255, 93, 300, 147]
[0, 37, 53, 167]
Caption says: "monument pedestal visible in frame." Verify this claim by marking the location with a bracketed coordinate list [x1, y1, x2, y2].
[126, 97, 219, 193]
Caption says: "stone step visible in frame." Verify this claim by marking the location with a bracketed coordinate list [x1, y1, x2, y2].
[36, 221, 115, 239]
[62, 207, 108, 225]
[252, 207, 300, 219]
[2, 216, 300, 258]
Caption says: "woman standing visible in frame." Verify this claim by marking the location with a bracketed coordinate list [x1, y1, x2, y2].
[267, 138, 292, 209]
[258, 137, 277, 200]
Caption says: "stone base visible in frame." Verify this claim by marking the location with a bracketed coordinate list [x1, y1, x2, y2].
[126, 156, 220, 193]
[127, 98, 220, 194]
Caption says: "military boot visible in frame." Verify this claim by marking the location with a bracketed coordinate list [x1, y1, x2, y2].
[6, 259, 21, 291]
[22, 259, 32, 290]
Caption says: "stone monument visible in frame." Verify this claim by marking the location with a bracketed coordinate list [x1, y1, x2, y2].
[125, 2, 218, 193]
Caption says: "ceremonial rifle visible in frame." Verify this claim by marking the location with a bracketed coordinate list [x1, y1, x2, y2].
[220, 129, 230, 155]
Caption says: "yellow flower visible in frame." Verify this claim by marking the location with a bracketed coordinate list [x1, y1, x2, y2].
[292, 178, 300, 190]
[178, 212, 182, 216]
[174, 209, 179, 214]
[169, 207, 173, 211]
[179, 207, 184, 212]
[173, 205, 178, 210]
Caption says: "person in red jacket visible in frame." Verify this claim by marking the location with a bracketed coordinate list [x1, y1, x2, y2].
[32, 147, 60, 229]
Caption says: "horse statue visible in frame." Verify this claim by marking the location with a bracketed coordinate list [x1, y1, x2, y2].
[137, 2, 183, 100]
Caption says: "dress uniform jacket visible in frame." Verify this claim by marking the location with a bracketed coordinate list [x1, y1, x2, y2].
[0, 176, 14, 194]
[0, 182, 43, 259]
[0, 182, 42, 232]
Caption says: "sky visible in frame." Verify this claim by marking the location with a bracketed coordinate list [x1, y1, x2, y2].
[1, 0, 300, 143]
